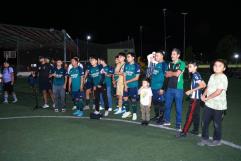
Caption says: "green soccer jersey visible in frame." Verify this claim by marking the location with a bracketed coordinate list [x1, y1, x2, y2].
[89, 65, 101, 86]
[101, 65, 114, 87]
[50, 67, 66, 86]
[69, 66, 84, 92]
[167, 60, 186, 89]
[124, 63, 140, 88]
[151, 62, 167, 90]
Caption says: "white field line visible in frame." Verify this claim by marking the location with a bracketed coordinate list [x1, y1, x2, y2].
[0, 115, 240, 151]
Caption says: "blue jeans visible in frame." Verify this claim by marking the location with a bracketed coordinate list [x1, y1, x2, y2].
[164, 88, 184, 128]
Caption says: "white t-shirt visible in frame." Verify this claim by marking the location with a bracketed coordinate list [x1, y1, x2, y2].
[138, 87, 153, 106]
[205, 73, 228, 110]
[67, 63, 83, 74]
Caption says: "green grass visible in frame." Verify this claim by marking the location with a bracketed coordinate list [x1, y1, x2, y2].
[0, 77, 241, 161]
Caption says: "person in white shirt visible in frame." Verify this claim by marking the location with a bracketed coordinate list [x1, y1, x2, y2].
[138, 78, 153, 125]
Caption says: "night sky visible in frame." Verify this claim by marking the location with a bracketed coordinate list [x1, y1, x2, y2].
[0, 1, 240, 57]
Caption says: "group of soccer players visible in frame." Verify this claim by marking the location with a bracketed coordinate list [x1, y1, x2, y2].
[25, 47, 228, 146]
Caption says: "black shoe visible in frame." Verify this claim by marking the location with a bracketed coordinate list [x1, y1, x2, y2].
[150, 116, 158, 121]
[141, 121, 145, 125]
[176, 132, 187, 138]
[145, 121, 149, 126]
[190, 130, 199, 135]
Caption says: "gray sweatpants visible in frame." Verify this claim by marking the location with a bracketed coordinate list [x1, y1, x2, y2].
[53, 85, 65, 109]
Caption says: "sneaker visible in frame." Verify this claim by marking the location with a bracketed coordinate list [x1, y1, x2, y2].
[12, 99, 18, 103]
[121, 107, 126, 113]
[99, 105, 104, 111]
[61, 109, 66, 112]
[114, 108, 123, 114]
[94, 110, 100, 115]
[197, 139, 210, 146]
[72, 106, 77, 110]
[54, 109, 59, 112]
[83, 105, 90, 110]
[132, 113, 137, 121]
[163, 122, 171, 126]
[52, 104, 56, 108]
[108, 108, 112, 112]
[73, 110, 81, 116]
[176, 126, 182, 132]
[122, 111, 132, 118]
[76, 111, 84, 117]
[42, 104, 50, 109]
[104, 111, 109, 117]
[207, 140, 222, 147]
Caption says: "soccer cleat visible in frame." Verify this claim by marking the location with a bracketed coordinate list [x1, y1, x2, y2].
[72, 106, 77, 110]
[104, 111, 109, 117]
[83, 105, 90, 110]
[163, 122, 171, 127]
[3, 100, 8, 104]
[42, 104, 50, 109]
[122, 111, 132, 118]
[73, 110, 81, 116]
[54, 109, 59, 112]
[99, 105, 104, 111]
[114, 108, 123, 114]
[12, 99, 18, 103]
[132, 113, 137, 121]
[94, 110, 100, 115]
[76, 111, 84, 117]
[108, 108, 112, 112]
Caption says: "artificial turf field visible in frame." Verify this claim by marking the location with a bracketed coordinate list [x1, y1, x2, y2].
[0, 77, 241, 161]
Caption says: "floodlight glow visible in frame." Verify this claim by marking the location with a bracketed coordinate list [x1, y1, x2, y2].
[87, 35, 91, 40]
[234, 53, 239, 59]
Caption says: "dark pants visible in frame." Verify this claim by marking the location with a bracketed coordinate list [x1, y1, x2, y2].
[152, 89, 165, 119]
[202, 106, 223, 141]
[94, 85, 109, 111]
[182, 99, 200, 134]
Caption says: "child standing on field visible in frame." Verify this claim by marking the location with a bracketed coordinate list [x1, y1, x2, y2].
[138, 79, 153, 125]
[177, 61, 206, 137]
[198, 59, 228, 147]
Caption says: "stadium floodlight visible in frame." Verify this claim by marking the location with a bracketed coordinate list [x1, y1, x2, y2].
[87, 35, 91, 41]
[234, 53, 239, 59]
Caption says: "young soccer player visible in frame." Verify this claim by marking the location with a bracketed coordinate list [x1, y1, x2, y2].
[2, 62, 18, 103]
[177, 61, 206, 137]
[147, 51, 168, 123]
[99, 57, 114, 111]
[114, 53, 126, 114]
[68, 57, 85, 117]
[88, 56, 109, 116]
[49, 59, 67, 112]
[122, 52, 140, 120]
[198, 59, 228, 146]
[138, 78, 153, 125]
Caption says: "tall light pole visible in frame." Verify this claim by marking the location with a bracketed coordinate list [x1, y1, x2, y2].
[140, 25, 143, 57]
[163, 8, 167, 51]
[181, 12, 188, 60]
[234, 53, 239, 66]
[86, 35, 91, 61]
[62, 29, 67, 63]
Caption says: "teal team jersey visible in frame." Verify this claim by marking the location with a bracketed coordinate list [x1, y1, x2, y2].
[124, 63, 140, 88]
[50, 67, 67, 86]
[101, 65, 114, 87]
[69, 66, 84, 92]
[151, 62, 167, 90]
[88, 65, 102, 86]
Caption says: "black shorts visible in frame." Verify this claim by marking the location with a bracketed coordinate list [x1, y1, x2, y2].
[3, 82, 14, 93]
[39, 80, 52, 92]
